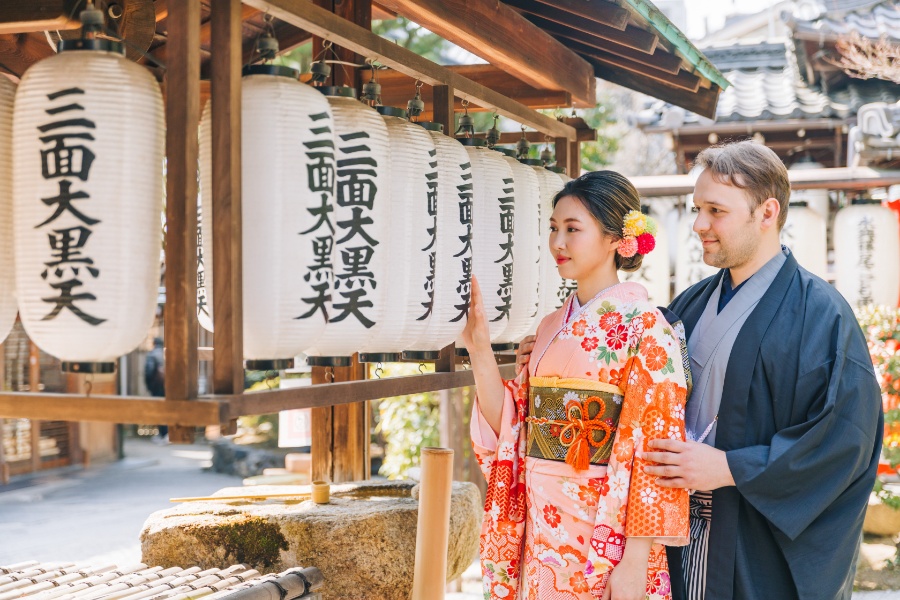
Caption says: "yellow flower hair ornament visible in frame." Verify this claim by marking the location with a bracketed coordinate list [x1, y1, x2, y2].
[617, 209, 657, 258]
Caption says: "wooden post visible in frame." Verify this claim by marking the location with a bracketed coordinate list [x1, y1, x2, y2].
[164, 0, 201, 444]
[210, 0, 244, 431]
[432, 84, 454, 135]
[555, 136, 568, 175]
[28, 341, 40, 471]
[0, 341, 6, 484]
[569, 140, 581, 177]
[311, 356, 368, 483]
[309, 0, 372, 484]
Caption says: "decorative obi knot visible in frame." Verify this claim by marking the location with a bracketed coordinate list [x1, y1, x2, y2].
[525, 377, 624, 471]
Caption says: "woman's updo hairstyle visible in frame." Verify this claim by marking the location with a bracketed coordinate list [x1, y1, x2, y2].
[552, 170, 643, 272]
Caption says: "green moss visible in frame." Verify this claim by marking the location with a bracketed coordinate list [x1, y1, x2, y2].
[187, 516, 288, 568]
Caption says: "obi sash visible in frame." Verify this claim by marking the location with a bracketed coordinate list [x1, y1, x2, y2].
[525, 376, 625, 470]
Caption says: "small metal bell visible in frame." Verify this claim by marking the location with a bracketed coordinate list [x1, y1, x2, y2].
[516, 130, 530, 159]
[486, 115, 501, 147]
[456, 113, 475, 137]
[255, 35, 279, 62]
[310, 58, 331, 85]
[80, 1, 104, 36]
[540, 145, 553, 165]
[362, 77, 381, 103]
[407, 86, 425, 121]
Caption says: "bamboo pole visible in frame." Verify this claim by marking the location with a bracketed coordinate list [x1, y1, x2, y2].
[411, 447, 454, 600]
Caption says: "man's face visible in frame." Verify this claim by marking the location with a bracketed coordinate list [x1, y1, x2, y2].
[692, 169, 763, 270]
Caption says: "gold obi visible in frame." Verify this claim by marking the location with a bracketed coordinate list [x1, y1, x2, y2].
[525, 377, 625, 470]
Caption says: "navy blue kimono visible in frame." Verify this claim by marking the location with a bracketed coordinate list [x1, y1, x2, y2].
[665, 252, 883, 600]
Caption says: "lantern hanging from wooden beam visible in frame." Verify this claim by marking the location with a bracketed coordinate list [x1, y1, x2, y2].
[781, 201, 828, 280]
[834, 198, 900, 308]
[525, 161, 564, 336]
[356, 106, 435, 363]
[548, 166, 577, 309]
[493, 149, 540, 346]
[199, 65, 338, 370]
[456, 139, 515, 352]
[788, 158, 830, 219]
[305, 87, 391, 367]
[622, 205, 671, 305]
[0, 76, 16, 346]
[403, 123, 473, 359]
[13, 10, 164, 373]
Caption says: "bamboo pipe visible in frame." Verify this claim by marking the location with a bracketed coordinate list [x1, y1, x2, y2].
[410, 447, 454, 600]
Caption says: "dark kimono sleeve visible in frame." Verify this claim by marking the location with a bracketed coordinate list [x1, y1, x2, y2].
[725, 348, 882, 541]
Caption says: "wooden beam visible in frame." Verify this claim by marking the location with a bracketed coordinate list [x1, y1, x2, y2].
[587, 52, 699, 92]
[210, 0, 244, 406]
[631, 167, 900, 197]
[28, 342, 41, 472]
[377, 65, 572, 112]
[244, 0, 577, 140]
[0, 32, 55, 79]
[0, 0, 81, 34]
[592, 62, 720, 120]
[372, 0, 595, 105]
[0, 393, 226, 426]
[523, 12, 657, 55]
[506, 0, 628, 30]
[232, 364, 518, 416]
[547, 30, 682, 75]
[498, 128, 596, 144]
[164, 0, 200, 442]
[555, 136, 568, 175]
[568, 139, 581, 177]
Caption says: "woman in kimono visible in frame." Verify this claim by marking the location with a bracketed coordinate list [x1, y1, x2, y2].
[462, 171, 690, 600]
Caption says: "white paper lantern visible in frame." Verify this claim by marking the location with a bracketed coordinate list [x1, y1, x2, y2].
[675, 209, 718, 295]
[493, 150, 541, 346]
[352, 107, 435, 363]
[622, 206, 671, 305]
[781, 201, 827, 280]
[457, 140, 515, 348]
[549, 166, 577, 309]
[0, 76, 16, 346]
[789, 159, 830, 219]
[834, 199, 900, 308]
[304, 88, 391, 366]
[196, 200, 213, 332]
[199, 66, 337, 369]
[526, 162, 564, 335]
[13, 39, 164, 372]
[403, 123, 472, 358]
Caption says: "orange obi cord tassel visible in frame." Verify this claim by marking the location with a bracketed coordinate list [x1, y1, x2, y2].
[565, 431, 592, 471]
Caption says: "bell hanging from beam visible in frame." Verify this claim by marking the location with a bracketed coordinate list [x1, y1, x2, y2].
[486, 114, 501, 147]
[516, 126, 530, 159]
[455, 100, 474, 138]
[407, 81, 425, 122]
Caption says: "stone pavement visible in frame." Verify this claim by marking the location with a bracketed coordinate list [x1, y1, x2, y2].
[0, 437, 898, 599]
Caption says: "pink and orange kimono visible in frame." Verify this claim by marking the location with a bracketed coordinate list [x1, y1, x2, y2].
[472, 282, 690, 599]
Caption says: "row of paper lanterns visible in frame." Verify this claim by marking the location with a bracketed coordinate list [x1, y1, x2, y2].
[0, 43, 583, 372]
[2, 41, 898, 372]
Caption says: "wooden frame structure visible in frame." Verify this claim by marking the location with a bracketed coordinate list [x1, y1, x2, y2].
[0, 0, 724, 482]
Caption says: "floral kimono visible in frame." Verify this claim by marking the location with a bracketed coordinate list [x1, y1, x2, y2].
[472, 282, 690, 599]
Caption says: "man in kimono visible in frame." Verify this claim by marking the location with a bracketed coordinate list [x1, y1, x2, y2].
[516, 141, 882, 599]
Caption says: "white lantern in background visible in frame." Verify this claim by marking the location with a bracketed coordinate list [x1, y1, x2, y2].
[623, 206, 671, 305]
[305, 88, 391, 367]
[199, 65, 337, 370]
[0, 76, 16, 346]
[13, 32, 163, 373]
[403, 123, 472, 359]
[675, 208, 718, 295]
[781, 201, 827, 280]
[493, 149, 540, 346]
[526, 162, 564, 335]
[196, 201, 213, 332]
[834, 198, 900, 307]
[457, 140, 515, 350]
[549, 166, 577, 308]
[789, 159, 830, 219]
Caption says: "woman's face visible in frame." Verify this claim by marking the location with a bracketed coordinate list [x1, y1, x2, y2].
[549, 195, 618, 281]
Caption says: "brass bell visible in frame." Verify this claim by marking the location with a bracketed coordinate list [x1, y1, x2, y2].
[310, 58, 331, 85]
[486, 115, 501, 147]
[540, 145, 553, 165]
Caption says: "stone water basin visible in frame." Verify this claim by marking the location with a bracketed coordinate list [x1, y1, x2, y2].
[140, 479, 482, 600]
